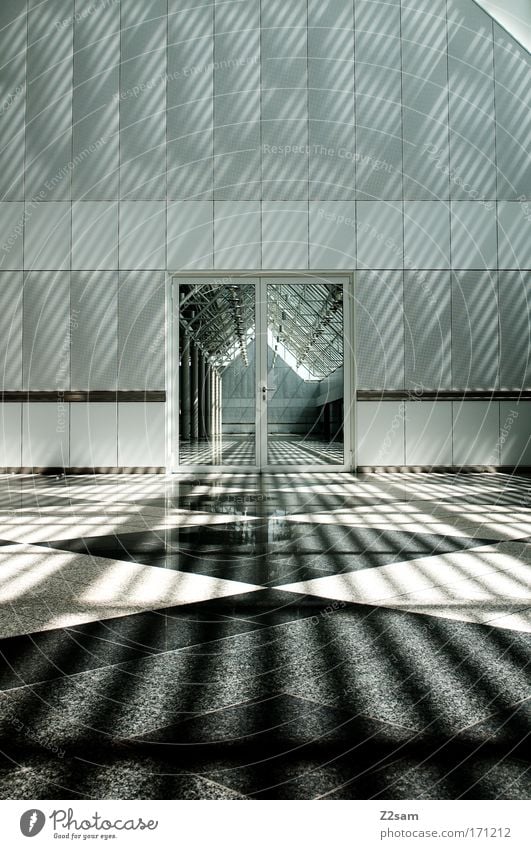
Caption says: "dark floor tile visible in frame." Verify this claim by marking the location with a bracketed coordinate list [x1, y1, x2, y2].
[455, 700, 531, 761]
[0, 755, 245, 799]
[350, 754, 531, 801]
[258, 606, 531, 737]
[124, 693, 413, 799]
[0, 608, 260, 691]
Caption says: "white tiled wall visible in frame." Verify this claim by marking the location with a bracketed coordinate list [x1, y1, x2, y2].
[0, 0, 529, 468]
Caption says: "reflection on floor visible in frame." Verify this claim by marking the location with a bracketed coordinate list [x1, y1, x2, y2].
[179, 435, 344, 465]
[0, 471, 530, 800]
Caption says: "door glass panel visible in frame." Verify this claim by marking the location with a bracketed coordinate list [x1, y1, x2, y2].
[266, 279, 344, 465]
[178, 280, 256, 465]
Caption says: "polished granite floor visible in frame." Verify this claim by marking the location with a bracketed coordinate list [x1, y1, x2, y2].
[0, 472, 529, 800]
[178, 435, 344, 465]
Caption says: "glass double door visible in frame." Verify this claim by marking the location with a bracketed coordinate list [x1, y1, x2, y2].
[174, 274, 352, 471]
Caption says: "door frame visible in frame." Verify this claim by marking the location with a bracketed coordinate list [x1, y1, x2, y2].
[168, 270, 356, 473]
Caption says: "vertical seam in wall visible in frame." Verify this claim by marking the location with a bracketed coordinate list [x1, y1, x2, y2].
[259, 0, 263, 269]
[399, 0, 406, 397]
[212, 0, 216, 267]
[445, 1, 454, 393]
[353, 0, 358, 271]
[21, 1, 29, 420]
[306, 0, 310, 269]
[445, 0, 454, 463]
[116, 0, 122, 463]
[491, 18, 501, 394]
[306, 0, 310, 214]
[165, 0, 168, 277]
[69, 0, 74, 466]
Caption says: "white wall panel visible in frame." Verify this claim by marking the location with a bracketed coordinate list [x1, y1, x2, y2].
[22, 403, 69, 467]
[72, 0, 120, 199]
[262, 202, 308, 269]
[24, 203, 71, 270]
[26, 0, 73, 200]
[214, 201, 261, 268]
[357, 401, 405, 466]
[72, 202, 118, 270]
[452, 400, 500, 466]
[70, 403, 117, 467]
[167, 201, 213, 269]
[0, 403, 22, 467]
[405, 401, 452, 466]
[118, 402, 166, 467]
[0, 0, 26, 199]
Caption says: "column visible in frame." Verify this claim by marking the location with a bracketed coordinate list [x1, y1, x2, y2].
[181, 330, 191, 441]
[191, 339, 199, 440]
[199, 353, 207, 439]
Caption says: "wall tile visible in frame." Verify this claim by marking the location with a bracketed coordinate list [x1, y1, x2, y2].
[497, 202, 531, 269]
[262, 202, 308, 269]
[404, 270, 451, 390]
[72, 202, 118, 270]
[447, 0, 496, 201]
[262, 0, 308, 201]
[309, 202, 356, 268]
[119, 202, 166, 269]
[499, 271, 531, 389]
[26, 0, 73, 199]
[70, 402, 117, 467]
[0, 272, 23, 390]
[308, 0, 354, 200]
[0, 403, 21, 467]
[0, 203, 24, 270]
[24, 203, 71, 270]
[22, 270, 71, 390]
[355, 0, 403, 199]
[71, 271, 118, 390]
[118, 271, 165, 390]
[0, 0, 26, 199]
[451, 270, 499, 389]
[120, 0, 167, 198]
[356, 201, 403, 269]
[167, 201, 213, 269]
[356, 270, 404, 389]
[167, 1, 213, 200]
[499, 401, 531, 466]
[118, 402, 166, 467]
[450, 201, 498, 268]
[404, 201, 450, 269]
[452, 400, 500, 466]
[214, 0, 260, 200]
[214, 201, 261, 268]
[405, 400, 452, 465]
[494, 24, 531, 200]
[357, 401, 405, 466]
[402, 0, 449, 199]
[22, 402, 69, 467]
[72, 0, 120, 199]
